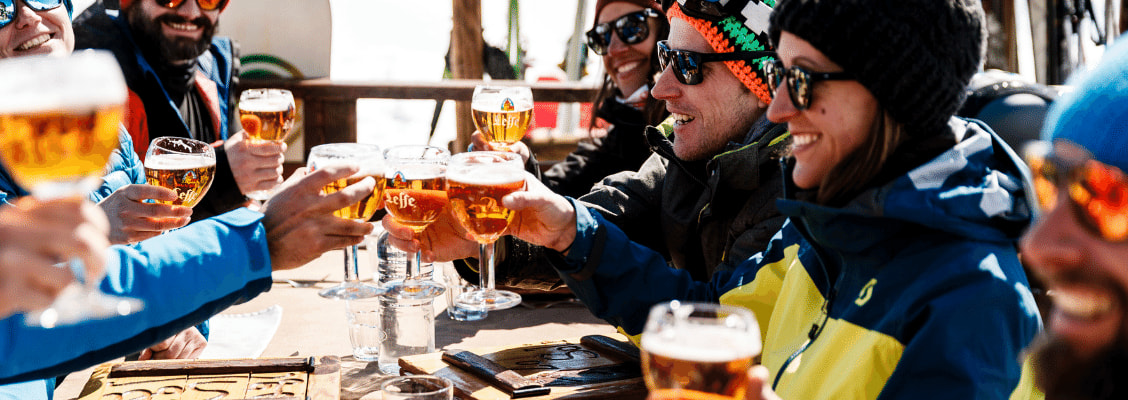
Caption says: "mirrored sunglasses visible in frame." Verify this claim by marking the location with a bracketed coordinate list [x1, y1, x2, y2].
[153, 0, 227, 11]
[1026, 140, 1128, 241]
[0, 0, 64, 29]
[657, 40, 774, 85]
[586, 8, 659, 56]
[761, 59, 853, 110]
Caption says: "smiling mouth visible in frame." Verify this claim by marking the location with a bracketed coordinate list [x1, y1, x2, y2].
[165, 21, 201, 31]
[671, 113, 695, 126]
[791, 133, 821, 147]
[16, 34, 51, 51]
[616, 61, 642, 75]
[1052, 287, 1117, 321]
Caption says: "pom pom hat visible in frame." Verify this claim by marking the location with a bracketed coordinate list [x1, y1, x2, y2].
[664, 0, 776, 104]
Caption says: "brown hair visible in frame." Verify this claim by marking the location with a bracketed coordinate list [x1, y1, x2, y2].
[814, 109, 905, 206]
[588, 15, 670, 130]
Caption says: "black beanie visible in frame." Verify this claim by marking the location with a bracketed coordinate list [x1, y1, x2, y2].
[769, 0, 986, 137]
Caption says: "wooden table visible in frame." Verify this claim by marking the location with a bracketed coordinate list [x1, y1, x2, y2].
[54, 248, 619, 400]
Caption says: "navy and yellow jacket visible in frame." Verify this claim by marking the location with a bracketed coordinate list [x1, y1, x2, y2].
[555, 118, 1043, 399]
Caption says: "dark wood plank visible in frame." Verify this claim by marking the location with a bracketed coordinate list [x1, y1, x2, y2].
[108, 357, 314, 378]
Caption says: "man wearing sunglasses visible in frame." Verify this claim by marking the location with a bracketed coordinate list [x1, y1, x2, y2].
[71, 0, 285, 223]
[1022, 37, 1128, 400]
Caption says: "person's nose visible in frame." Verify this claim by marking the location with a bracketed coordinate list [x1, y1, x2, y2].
[176, 0, 205, 18]
[13, 0, 45, 30]
[607, 32, 630, 57]
[765, 80, 798, 123]
[650, 63, 679, 101]
[1019, 194, 1089, 282]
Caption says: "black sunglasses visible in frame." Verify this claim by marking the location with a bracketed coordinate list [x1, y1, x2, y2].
[657, 40, 775, 85]
[662, 0, 735, 21]
[586, 8, 660, 56]
[761, 59, 853, 110]
[0, 0, 63, 29]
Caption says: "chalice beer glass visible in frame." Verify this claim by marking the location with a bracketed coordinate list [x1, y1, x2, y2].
[144, 137, 217, 208]
[238, 88, 295, 200]
[641, 301, 761, 400]
[0, 51, 143, 327]
[382, 145, 448, 299]
[447, 151, 524, 310]
[471, 86, 533, 151]
[308, 143, 386, 300]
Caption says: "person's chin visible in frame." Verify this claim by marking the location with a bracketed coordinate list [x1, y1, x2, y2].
[1033, 330, 1128, 399]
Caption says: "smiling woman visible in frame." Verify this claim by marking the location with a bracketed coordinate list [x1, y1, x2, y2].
[0, 0, 73, 58]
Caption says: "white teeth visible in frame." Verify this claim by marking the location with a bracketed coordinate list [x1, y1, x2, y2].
[16, 34, 49, 51]
[1052, 287, 1115, 320]
[167, 22, 199, 31]
[671, 113, 694, 125]
[791, 133, 820, 146]
[616, 61, 640, 75]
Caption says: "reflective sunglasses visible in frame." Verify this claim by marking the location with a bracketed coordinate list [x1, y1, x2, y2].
[0, 0, 64, 29]
[761, 59, 853, 110]
[657, 40, 775, 85]
[1025, 141, 1128, 241]
[153, 0, 227, 11]
[586, 8, 660, 56]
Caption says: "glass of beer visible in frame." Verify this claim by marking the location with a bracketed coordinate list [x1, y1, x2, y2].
[641, 301, 761, 400]
[381, 145, 449, 300]
[0, 51, 143, 327]
[446, 151, 525, 311]
[471, 85, 533, 151]
[238, 88, 295, 201]
[307, 143, 386, 300]
[144, 137, 217, 208]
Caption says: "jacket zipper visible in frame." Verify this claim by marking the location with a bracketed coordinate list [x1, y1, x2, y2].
[771, 219, 837, 391]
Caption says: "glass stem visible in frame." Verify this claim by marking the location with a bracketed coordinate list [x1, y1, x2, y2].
[344, 244, 360, 283]
[408, 250, 423, 281]
[479, 242, 495, 292]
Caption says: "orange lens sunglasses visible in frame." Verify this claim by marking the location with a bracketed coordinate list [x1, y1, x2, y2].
[1026, 141, 1128, 241]
[154, 0, 227, 11]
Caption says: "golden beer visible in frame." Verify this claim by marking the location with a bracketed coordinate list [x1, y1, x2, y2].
[447, 174, 524, 244]
[144, 153, 217, 207]
[239, 99, 294, 142]
[324, 174, 386, 221]
[0, 106, 123, 190]
[471, 107, 533, 147]
[641, 324, 759, 400]
[384, 172, 447, 233]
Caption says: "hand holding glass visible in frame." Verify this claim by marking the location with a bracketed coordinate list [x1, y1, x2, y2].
[447, 151, 525, 311]
[471, 85, 533, 152]
[382, 145, 449, 300]
[238, 88, 295, 201]
[308, 143, 386, 300]
[0, 51, 143, 327]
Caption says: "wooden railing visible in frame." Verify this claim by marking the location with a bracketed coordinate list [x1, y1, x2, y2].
[241, 78, 599, 171]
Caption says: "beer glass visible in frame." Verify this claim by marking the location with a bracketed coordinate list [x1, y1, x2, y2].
[641, 301, 761, 400]
[144, 137, 217, 208]
[381, 145, 448, 300]
[308, 143, 386, 300]
[238, 88, 295, 201]
[446, 151, 524, 311]
[471, 85, 533, 151]
[0, 51, 143, 327]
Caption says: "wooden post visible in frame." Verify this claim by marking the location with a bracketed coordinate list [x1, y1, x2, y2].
[450, 0, 484, 154]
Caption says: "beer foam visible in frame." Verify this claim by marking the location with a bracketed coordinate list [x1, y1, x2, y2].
[471, 95, 534, 111]
[641, 325, 761, 362]
[447, 165, 524, 185]
[240, 97, 292, 112]
[144, 153, 217, 170]
[0, 52, 127, 114]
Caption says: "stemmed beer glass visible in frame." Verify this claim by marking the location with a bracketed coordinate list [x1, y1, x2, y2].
[446, 151, 525, 311]
[381, 145, 449, 299]
[308, 143, 387, 300]
[0, 51, 143, 327]
[238, 88, 295, 201]
[471, 85, 533, 151]
[144, 137, 217, 208]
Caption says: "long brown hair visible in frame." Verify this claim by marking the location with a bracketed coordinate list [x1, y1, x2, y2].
[814, 108, 906, 206]
[587, 15, 670, 130]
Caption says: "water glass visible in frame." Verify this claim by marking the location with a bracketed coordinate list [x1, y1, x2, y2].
[378, 296, 435, 375]
[345, 297, 383, 362]
[381, 375, 453, 400]
[441, 263, 487, 321]
[370, 229, 433, 283]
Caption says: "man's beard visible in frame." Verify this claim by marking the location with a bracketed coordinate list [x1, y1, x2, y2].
[1032, 330, 1128, 399]
[127, 9, 216, 65]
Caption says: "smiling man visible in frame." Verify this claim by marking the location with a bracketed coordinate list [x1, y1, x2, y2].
[71, 0, 285, 223]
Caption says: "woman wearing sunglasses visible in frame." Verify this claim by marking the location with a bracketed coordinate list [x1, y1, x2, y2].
[479, 0, 1042, 398]
[1021, 37, 1128, 400]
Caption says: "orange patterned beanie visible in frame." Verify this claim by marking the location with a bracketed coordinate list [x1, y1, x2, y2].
[666, 0, 775, 103]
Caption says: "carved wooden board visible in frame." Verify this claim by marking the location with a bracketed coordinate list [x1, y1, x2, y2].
[399, 338, 646, 400]
[77, 356, 341, 400]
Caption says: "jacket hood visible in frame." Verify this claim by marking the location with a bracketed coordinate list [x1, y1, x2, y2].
[779, 117, 1034, 254]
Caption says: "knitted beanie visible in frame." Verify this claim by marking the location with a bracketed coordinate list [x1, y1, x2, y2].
[666, 0, 776, 103]
[120, 0, 231, 11]
[595, 0, 663, 24]
[769, 0, 986, 136]
[1044, 37, 1128, 173]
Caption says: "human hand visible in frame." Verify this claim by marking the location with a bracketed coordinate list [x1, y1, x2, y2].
[0, 197, 109, 318]
[471, 130, 531, 163]
[500, 174, 576, 253]
[138, 327, 207, 360]
[223, 130, 287, 196]
[380, 209, 478, 263]
[261, 166, 376, 271]
[98, 184, 192, 244]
